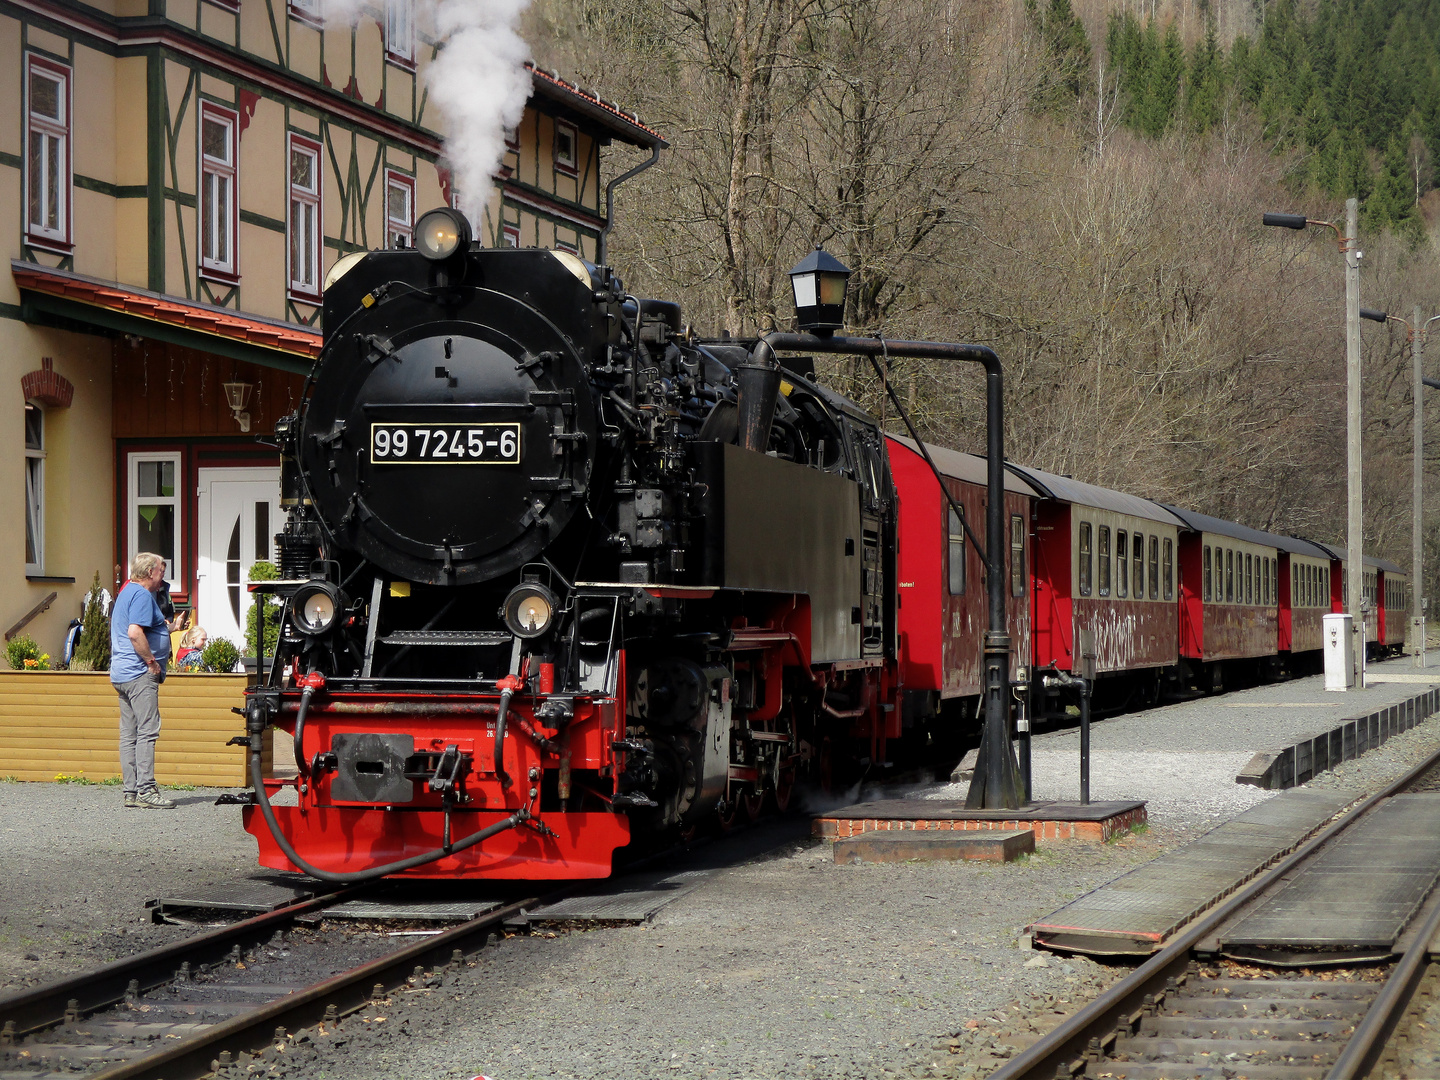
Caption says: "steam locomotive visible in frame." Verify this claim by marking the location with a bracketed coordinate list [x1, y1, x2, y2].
[239, 208, 908, 881]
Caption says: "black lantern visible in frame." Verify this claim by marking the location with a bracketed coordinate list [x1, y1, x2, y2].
[788, 246, 851, 336]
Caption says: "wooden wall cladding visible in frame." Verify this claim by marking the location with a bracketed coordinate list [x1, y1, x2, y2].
[112, 340, 307, 439]
[0, 672, 272, 785]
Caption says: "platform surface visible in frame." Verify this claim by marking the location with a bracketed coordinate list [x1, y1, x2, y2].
[1030, 788, 1357, 955]
[1221, 792, 1440, 954]
[821, 799, 1142, 822]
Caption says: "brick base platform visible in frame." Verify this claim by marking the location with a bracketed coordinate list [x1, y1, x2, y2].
[812, 799, 1148, 843]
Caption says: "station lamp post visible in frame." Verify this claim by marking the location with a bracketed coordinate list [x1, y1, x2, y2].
[751, 247, 1025, 809]
[1264, 200, 1386, 685]
[1368, 307, 1440, 666]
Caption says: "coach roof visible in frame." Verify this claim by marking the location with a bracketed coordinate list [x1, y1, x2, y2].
[1003, 463, 1186, 527]
[887, 437, 1040, 497]
[1158, 504, 1333, 557]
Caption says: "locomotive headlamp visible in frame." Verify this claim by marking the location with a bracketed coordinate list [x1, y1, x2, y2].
[788, 246, 851, 337]
[415, 207, 472, 262]
[292, 581, 342, 636]
[503, 583, 558, 639]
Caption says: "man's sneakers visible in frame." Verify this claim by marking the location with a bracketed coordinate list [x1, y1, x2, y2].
[135, 788, 177, 810]
[124, 792, 137, 808]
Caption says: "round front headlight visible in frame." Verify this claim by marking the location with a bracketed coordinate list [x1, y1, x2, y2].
[414, 207, 472, 262]
[503, 583, 558, 639]
[293, 582, 341, 635]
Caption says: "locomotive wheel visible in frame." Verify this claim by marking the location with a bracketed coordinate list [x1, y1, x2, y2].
[741, 786, 765, 822]
[773, 762, 797, 813]
[716, 794, 743, 833]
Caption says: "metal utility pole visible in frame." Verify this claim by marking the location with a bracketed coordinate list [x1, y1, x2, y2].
[1344, 198, 1364, 686]
[1414, 305, 1425, 667]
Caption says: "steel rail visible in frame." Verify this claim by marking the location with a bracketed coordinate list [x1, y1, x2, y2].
[988, 740, 1440, 1080]
[1326, 869, 1440, 1077]
[85, 891, 555, 1080]
[0, 886, 358, 1038]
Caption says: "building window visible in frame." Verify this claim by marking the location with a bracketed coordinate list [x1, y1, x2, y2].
[1202, 545, 1211, 602]
[1011, 514, 1026, 597]
[200, 104, 239, 280]
[1096, 525, 1110, 597]
[505, 125, 520, 152]
[385, 0, 413, 63]
[1163, 537, 1174, 601]
[502, 224, 521, 248]
[554, 120, 578, 176]
[556, 237, 579, 255]
[287, 134, 322, 298]
[385, 171, 414, 249]
[289, 0, 321, 24]
[1078, 521, 1092, 597]
[25, 56, 71, 250]
[24, 405, 44, 574]
[129, 452, 181, 584]
[1116, 530, 1128, 598]
[1132, 532, 1144, 599]
[947, 507, 965, 596]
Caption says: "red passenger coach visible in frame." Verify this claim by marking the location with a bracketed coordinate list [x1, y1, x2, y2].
[888, 437, 1032, 701]
[1160, 506, 1301, 685]
[1009, 466, 1182, 688]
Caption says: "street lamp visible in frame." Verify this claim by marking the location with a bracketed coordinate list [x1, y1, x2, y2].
[787, 246, 852, 336]
[1368, 307, 1440, 667]
[1265, 199, 1375, 686]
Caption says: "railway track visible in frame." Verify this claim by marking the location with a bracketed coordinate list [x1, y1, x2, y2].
[989, 748, 1440, 1080]
[0, 884, 556, 1080]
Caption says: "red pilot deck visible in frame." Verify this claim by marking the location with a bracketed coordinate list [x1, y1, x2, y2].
[812, 798, 1147, 843]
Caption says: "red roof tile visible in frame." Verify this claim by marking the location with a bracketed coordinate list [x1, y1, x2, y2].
[11, 263, 322, 361]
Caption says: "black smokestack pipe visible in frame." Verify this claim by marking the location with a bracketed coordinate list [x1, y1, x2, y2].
[748, 333, 1022, 809]
[736, 341, 784, 453]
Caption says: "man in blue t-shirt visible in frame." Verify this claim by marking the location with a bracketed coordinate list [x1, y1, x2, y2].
[111, 552, 182, 809]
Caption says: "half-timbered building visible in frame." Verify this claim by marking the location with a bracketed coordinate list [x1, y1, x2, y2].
[0, 0, 662, 654]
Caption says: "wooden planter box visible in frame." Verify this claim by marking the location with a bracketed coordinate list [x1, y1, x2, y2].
[0, 671, 270, 787]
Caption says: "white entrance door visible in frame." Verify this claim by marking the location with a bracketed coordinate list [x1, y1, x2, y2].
[197, 468, 283, 652]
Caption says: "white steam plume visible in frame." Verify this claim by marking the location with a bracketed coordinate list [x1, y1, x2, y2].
[425, 0, 533, 217]
[319, 0, 533, 216]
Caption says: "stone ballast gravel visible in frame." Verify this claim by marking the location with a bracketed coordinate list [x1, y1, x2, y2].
[1, 654, 1438, 1079]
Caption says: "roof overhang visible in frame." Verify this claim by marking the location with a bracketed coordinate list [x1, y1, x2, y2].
[11, 262, 320, 375]
[526, 64, 668, 149]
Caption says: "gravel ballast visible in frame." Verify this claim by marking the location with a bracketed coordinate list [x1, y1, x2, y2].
[3, 653, 1440, 1079]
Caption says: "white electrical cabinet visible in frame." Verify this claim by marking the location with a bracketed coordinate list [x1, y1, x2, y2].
[1323, 613, 1354, 691]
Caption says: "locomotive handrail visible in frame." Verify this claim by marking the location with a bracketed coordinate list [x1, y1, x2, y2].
[750, 331, 1024, 809]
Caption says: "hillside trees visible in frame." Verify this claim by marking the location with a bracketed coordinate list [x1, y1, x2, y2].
[529, 0, 1440, 572]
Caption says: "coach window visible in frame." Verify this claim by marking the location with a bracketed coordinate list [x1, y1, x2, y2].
[1011, 514, 1026, 597]
[1225, 549, 1234, 602]
[1264, 558, 1271, 604]
[1078, 521, 1092, 597]
[1274, 561, 1280, 606]
[1097, 525, 1110, 596]
[1163, 538, 1174, 601]
[947, 507, 965, 596]
[1116, 529, 1128, 597]
[1246, 554, 1254, 604]
[1202, 545, 1211, 602]
[1148, 536, 1159, 599]
[1132, 532, 1144, 598]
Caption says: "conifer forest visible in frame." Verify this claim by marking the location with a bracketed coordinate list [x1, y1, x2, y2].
[527, 0, 1440, 585]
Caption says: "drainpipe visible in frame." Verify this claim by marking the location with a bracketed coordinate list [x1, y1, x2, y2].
[599, 144, 663, 266]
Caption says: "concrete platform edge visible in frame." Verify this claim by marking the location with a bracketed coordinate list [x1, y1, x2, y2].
[1236, 687, 1440, 790]
[813, 804, 1147, 843]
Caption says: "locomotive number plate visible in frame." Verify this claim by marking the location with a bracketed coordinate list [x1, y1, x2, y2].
[370, 423, 521, 464]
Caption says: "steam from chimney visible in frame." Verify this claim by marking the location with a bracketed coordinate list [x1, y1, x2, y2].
[425, 0, 532, 219]
[321, 0, 532, 219]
